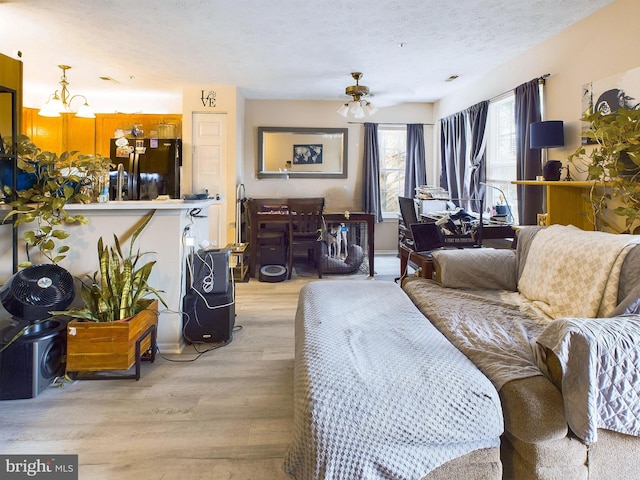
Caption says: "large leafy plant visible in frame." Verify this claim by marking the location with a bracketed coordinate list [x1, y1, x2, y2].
[2, 135, 111, 265]
[568, 108, 640, 233]
[58, 213, 167, 322]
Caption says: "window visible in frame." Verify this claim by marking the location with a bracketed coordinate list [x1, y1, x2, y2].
[486, 94, 518, 223]
[378, 126, 407, 216]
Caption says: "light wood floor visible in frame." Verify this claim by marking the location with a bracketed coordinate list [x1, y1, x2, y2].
[0, 256, 400, 480]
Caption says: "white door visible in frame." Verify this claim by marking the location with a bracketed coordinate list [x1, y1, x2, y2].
[192, 113, 227, 247]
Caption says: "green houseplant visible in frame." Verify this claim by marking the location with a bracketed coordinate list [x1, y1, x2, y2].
[568, 108, 640, 234]
[58, 212, 167, 322]
[2, 135, 112, 266]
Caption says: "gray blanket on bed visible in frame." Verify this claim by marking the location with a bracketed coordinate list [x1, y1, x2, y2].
[283, 280, 503, 480]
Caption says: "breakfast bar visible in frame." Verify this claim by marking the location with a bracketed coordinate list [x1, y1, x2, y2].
[1, 199, 219, 353]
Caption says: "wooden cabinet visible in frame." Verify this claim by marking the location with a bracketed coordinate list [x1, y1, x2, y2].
[22, 108, 95, 155]
[95, 114, 182, 157]
[512, 181, 599, 231]
[21, 109, 182, 158]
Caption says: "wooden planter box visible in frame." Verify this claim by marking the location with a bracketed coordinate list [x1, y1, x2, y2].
[66, 301, 158, 379]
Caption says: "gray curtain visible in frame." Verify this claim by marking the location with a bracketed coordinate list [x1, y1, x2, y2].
[362, 122, 383, 222]
[440, 101, 488, 210]
[467, 101, 489, 212]
[515, 79, 543, 225]
[440, 111, 466, 202]
[404, 124, 427, 197]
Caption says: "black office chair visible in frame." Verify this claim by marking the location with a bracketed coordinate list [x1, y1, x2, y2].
[398, 196, 419, 248]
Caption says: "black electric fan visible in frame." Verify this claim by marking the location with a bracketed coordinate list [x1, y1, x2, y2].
[0, 264, 75, 322]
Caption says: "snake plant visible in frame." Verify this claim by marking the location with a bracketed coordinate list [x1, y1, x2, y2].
[57, 212, 167, 322]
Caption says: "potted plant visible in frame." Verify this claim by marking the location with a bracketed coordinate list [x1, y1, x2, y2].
[56, 213, 167, 376]
[568, 107, 640, 234]
[2, 135, 114, 266]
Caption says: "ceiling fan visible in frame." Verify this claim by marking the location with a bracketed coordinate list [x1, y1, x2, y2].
[337, 72, 378, 118]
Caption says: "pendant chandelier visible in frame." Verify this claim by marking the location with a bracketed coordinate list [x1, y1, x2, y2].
[39, 65, 95, 118]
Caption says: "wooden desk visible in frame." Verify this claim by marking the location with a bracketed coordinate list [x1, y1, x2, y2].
[399, 243, 433, 279]
[248, 210, 375, 277]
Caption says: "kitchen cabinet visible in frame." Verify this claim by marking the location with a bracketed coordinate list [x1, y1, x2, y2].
[95, 113, 182, 157]
[21, 109, 182, 158]
[22, 108, 95, 154]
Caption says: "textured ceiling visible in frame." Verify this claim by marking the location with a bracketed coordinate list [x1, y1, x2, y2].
[0, 0, 615, 111]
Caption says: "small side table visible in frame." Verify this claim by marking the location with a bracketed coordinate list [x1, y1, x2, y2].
[399, 243, 434, 280]
[226, 243, 249, 281]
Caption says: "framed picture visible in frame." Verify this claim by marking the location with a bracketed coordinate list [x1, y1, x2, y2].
[582, 67, 640, 144]
[293, 144, 323, 164]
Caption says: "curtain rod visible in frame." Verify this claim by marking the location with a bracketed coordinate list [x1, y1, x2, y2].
[347, 121, 434, 126]
[488, 73, 551, 102]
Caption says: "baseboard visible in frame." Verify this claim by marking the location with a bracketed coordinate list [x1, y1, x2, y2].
[376, 250, 399, 256]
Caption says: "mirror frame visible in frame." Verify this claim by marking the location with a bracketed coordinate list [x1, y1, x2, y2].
[257, 126, 348, 179]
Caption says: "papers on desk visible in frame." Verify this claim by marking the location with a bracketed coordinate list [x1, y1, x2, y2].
[415, 185, 450, 200]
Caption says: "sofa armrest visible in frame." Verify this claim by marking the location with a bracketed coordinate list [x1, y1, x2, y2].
[431, 248, 516, 291]
[536, 315, 640, 443]
[499, 376, 568, 443]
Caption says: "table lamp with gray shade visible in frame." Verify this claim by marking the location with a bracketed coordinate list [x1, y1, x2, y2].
[530, 120, 565, 180]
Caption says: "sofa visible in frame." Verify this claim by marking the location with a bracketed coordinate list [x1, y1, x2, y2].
[285, 224, 640, 479]
[401, 224, 640, 479]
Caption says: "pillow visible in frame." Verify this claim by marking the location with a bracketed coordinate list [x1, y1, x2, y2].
[432, 248, 517, 291]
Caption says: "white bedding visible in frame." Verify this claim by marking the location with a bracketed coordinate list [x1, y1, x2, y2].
[283, 280, 503, 480]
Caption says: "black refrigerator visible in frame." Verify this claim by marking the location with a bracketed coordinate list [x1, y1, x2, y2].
[109, 138, 181, 200]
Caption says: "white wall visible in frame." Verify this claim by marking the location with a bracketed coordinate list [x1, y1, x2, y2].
[182, 85, 241, 246]
[435, 0, 640, 181]
[242, 100, 434, 252]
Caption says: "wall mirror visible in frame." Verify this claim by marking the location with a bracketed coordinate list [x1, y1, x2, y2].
[257, 127, 348, 179]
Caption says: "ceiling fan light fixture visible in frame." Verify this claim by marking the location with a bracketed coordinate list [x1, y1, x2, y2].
[337, 103, 350, 117]
[339, 72, 377, 119]
[365, 102, 378, 116]
[352, 104, 366, 119]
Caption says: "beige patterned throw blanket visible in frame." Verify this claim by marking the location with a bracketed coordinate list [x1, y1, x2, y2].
[518, 225, 640, 321]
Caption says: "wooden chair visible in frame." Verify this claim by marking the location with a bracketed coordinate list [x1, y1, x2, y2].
[287, 198, 325, 279]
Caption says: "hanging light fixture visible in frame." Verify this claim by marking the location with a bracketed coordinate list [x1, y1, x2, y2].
[39, 65, 95, 118]
[337, 72, 378, 119]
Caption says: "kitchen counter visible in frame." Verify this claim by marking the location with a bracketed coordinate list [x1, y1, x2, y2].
[1, 198, 218, 353]
[63, 198, 221, 211]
